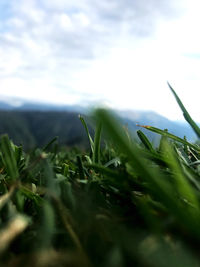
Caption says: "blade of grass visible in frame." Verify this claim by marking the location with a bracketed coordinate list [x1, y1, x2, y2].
[77, 155, 85, 180]
[180, 163, 200, 192]
[138, 125, 200, 152]
[0, 135, 19, 180]
[0, 186, 16, 210]
[89, 163, 127, 181]
[162, 139, 200, 212]
[94, 109, 200, 237]
[104, 157, 120, 167]
[168, 82, 200, 138]
[0, 214, 30, 254]
[137, 130, 154, 152]
[52, 196, 91, 266]
[93, 122, 102, 164]
[42, 136, 58, 151]
[43, 158, 60, 196]
[94, 109, 177, 199]
[79, 115, 94, 153]
[38, 201, 55, 249]
[14, 145, 22, 165]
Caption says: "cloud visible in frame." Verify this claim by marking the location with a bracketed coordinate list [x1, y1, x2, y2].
[0, 0, 187, 116]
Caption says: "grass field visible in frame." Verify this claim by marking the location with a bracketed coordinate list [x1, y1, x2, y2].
[0, 85, 200, 267]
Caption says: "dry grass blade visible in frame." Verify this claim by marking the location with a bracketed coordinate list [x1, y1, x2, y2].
[0, 186, 16, 210]
[0, 215, 30, 254]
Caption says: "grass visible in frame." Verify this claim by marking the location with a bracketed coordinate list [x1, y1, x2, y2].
[0, 85, 200, 266]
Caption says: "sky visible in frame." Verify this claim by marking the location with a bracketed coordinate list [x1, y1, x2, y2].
[0, 0, 200, 121]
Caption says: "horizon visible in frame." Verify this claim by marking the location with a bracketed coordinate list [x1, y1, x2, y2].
[1, 0, 200, 122]
[0, 94, 193, 124]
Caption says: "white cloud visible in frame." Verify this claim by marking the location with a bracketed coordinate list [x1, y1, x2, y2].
[59, 13, 73, 30]
[0, 0, 200, 121]
[73, 12, 90, 27]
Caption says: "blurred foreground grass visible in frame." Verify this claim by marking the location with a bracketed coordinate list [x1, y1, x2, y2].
[1, 85, 200, 266]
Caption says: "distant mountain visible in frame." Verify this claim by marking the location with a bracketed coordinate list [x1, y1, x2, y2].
[0, 97, 197, 149]
[18, 102, 85, 113]
[0, 110, 92, 150]
[0, 97, 84, 113]
[0, 101, 15, 110]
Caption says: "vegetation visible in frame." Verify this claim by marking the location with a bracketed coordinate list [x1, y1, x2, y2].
[0, 108, 197, 151]
[0, 85, 200, 266]
[0, 111, 91, 150]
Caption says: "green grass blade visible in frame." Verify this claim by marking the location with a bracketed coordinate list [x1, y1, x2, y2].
[162, 139, 200, 211]
[62, 163, 69, 177]
[77, 155, 85, 180]
[138, 125, 200, 152]
[0, 135, 19, 180]
[160, 139, 200, 234]
[38, 201, 55, 249]
[94, 109, 200, 237]
[52, 197, 89, 263]
[137, 130, 154, 152]
[88, 163, 130, 190]
[168, 82, 200, 138]
[93, 122, 102, 164]
[104, 157, 120, 167]
[14, 145, 23, 165]
[79, 115, 94, 153]
[94, 109, 176, 198]
[89, 163, 125, 180]
[43, 158, 60, 196]
[42, 136, 58, 151]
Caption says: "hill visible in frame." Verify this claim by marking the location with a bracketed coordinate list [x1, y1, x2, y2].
[0, 98, 197, 149]
[0, 111, 91, 150]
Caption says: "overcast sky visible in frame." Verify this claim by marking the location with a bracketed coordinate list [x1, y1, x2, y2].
[0, 0, 200, 121]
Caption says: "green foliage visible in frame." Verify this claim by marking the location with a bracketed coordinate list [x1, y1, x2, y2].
[168, 82, 200, 138]
[0, 135, 19, 180]
[1, 87, 200, 266]
[93, 122, 102, 164]
[79, 114, 94, 153]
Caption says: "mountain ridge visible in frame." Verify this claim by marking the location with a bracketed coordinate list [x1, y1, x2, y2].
[0, 98, 197, 148]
